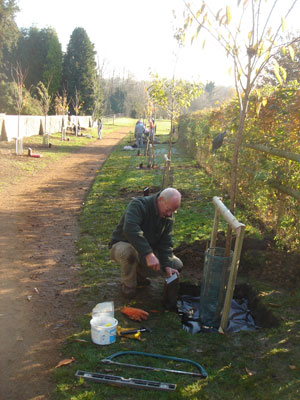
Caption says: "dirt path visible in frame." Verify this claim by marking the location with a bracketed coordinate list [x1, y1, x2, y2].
[0, 128, 128, 400]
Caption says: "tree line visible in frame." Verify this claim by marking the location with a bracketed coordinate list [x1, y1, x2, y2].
[0, 0, 236, 120]
[0, 0, 153, 118]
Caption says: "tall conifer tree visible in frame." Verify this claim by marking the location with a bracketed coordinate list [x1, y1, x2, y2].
[0, 0, 19, 63]
[14, 27, 62, 95]
[63, 27, 97, 114]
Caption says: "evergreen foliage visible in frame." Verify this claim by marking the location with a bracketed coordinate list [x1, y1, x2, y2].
[63, 27, 97, 115]
[0, 80, 16, 113]
[109, 87, 126, 113]
[0, 0, 19, 62]
[14, 27, 62, 94]
[42, 32, 63, 96]
[0, 80, 43, 115]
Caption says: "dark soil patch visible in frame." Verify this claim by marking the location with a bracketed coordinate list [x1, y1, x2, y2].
[174, 233, 300, 289]
[119, 186, 161, 199]
[233, 283, 280, 328]
[119, 186, 203, 201]
[178, 188, 208, 200]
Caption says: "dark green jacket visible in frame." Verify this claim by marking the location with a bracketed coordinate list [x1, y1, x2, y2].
[110, 192, 174, 270]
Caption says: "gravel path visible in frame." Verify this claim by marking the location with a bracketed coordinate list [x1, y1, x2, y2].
[0, 128, 128, 400]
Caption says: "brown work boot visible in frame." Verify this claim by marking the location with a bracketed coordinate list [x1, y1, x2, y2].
[121, 284, 136, 299]
[137, 273, 151, 287]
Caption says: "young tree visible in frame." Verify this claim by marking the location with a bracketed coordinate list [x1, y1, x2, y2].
[54, 87, 69, 115]
[71, 88, 83, 136]
[36, 81, 51, 135]
[11, 62, 27, 154]
[180, 0, 298, 250]
[92, 71, 105, 122]
[63, 27, 97, 115]
[148, 73, 202, 159]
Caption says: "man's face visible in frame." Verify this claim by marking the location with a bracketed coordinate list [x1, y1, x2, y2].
[158, 196, 181, 218]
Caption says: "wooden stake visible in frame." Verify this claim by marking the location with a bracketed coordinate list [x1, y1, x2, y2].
[210, 197, 246, 332]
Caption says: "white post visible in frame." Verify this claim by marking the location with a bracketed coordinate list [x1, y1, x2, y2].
[16, 115, 23, 155]
[61, 127, 66, 141]
[15, 138, 23, 155]
[43, 133, 49, 146]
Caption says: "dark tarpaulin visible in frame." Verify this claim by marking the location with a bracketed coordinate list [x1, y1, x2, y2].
[177, 295, 259, 334]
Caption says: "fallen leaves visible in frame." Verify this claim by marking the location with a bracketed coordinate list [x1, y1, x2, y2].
[245, 367, 256, 376]
[55, 357, 75, 368]
[265, 302, 280, 308]
[74, 338, 89, 343]
[289, 365, 297, 370]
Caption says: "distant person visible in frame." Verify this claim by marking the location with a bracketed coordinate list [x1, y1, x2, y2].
[97, 118, 103, 139]
[134, 120, 145, 148]
[74, 121, 81, 135]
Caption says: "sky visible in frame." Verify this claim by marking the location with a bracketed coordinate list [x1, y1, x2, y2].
[15, 0, 300, 87]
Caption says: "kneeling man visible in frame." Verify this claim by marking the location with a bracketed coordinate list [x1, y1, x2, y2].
[109, 188, 183, 298]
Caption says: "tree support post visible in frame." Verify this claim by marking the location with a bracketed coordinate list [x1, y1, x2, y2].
[43, 134, 50, 147]
[61, 127, 66, 141]
[210, 196, 245, 333]
[15, 138, 23, 155]
[162, 154, 171, 189]
[149, 143, 154, 168]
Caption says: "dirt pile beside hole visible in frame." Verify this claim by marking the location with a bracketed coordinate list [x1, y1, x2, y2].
[174, 234, 300, 288]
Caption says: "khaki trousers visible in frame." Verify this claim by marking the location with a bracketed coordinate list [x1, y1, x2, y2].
[110, 241, 183, 290]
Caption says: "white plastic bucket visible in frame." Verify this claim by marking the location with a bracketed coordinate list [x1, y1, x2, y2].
[90, 316, 118, 345]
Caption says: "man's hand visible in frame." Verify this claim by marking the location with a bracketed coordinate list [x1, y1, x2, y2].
[145, 252, 160, 272]
[165, 267, 180, 278]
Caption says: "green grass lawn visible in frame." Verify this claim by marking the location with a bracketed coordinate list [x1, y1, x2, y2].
[0, 119, 135, 191]
[52, 119, 299, 399]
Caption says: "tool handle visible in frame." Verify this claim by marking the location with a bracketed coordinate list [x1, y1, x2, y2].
[120, 328, 145, 335]
[102, 350, 208, 378]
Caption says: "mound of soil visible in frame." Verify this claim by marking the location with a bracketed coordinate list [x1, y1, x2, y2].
[174, 233, 300, 289]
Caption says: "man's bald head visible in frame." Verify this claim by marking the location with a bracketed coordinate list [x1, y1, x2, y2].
[157, 188, 181, 218]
